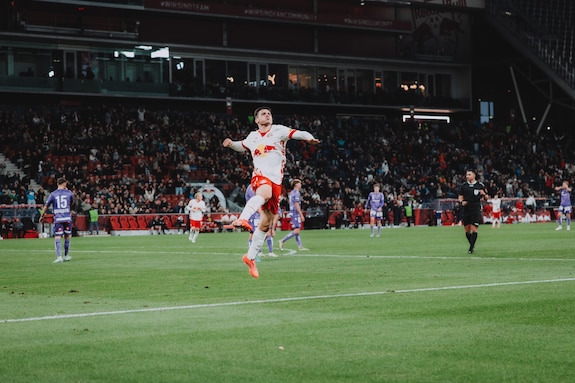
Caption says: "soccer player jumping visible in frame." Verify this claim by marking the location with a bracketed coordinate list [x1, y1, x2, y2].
[223, 107, 319, 278]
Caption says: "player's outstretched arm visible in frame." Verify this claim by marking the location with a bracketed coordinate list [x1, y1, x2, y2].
[222, 138, 246, 152]
[291, 130, 320, 145]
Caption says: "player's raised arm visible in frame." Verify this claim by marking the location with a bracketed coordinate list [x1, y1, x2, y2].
[291, 130, 320, 145]
[222, 138, 247, 152]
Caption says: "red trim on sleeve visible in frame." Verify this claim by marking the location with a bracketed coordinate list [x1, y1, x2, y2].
[241, 141, 248, 150]
[288, 129, 297, 139]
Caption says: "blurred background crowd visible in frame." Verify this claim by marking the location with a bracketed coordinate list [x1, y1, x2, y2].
[0, 104, 573, 222]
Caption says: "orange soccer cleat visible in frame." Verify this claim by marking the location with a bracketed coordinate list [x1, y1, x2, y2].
[242, 254, 259, 278]
[233, 219, 253, 232]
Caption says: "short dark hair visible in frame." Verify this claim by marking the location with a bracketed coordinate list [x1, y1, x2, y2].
[466, 169, 477, 176]
[57, 177, 67, 185]
[254, 106, 271, 118]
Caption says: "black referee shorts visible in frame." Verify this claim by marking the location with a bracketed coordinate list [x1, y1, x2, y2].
[462, 210, 483, 227]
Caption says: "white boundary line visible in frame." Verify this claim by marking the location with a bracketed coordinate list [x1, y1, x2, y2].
[4, 248, 572, 262]
[286, 253, 575, 262]
[2, 277, 574, 324]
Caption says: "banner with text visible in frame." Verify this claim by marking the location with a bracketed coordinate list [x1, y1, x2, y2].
[144, 1, 412, 32]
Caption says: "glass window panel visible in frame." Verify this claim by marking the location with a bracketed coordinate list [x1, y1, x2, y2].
[356, 69, 372, 93]
[435, 73, 452, 97]
[400, 71, 417, 84]
[382, 71, 398, 93]
[205, 59, 225, 88]
[267, 63, 287, 88]
[289, 65, 314, 89]
[227, 61, 246, 87]
[346, 69, 356, 94]
[374, 71, 382, 91]
[317, 67, 336, 92]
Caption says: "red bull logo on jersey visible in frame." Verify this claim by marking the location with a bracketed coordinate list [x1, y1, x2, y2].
[253, 144, 276, 157]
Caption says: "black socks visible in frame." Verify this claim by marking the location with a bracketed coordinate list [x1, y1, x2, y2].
[470, 232, 477, 248]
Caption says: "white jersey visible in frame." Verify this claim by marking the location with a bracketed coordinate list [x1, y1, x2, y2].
[489, 198, 501, 213]
[241, 124, 296, 185]
[187, 199, 206, 221]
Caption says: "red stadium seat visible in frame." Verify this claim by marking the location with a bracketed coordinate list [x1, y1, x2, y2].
[119, 216, 131, 229]
[127, 216, 139, 229]
[109, 216, 122, 231]
[137, 216, 149, 229]
[162, 215, 175, 229]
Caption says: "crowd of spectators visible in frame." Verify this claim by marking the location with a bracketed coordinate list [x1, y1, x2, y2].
[0, 103, 574, 221]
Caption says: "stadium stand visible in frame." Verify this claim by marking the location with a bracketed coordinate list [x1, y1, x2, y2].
[1, 1, 574, 236]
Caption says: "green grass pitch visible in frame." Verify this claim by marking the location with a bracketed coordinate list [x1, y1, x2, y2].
[1, 223, 575, 383]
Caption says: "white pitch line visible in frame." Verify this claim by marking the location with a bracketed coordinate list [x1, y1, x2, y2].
[2, 277, 575, 324]
[3, 248, 573, 262]
[286, 253, 575, 262]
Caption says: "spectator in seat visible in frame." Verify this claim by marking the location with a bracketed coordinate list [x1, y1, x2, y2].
[1, 218, 11, 239]
[12, 217, 25, 238]
[525, 192, 537, 213]
[149, 215, 166, 235]
[515, 199, 524, 212]
[220, 210, 231, 225]
[175, 215, 186, 234]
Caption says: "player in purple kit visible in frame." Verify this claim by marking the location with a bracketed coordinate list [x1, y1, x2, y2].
[554, 180, 572, 231]
[278, 179, 309, 251]
[39, 178, 75, 263]
[365, 183, 385, 237]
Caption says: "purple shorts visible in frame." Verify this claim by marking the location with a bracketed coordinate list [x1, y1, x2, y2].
[53, 221, 72, 236]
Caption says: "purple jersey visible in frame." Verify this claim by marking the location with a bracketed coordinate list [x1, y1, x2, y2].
[559, 188, 571, 207]
[45, 188, 74, 223]
[366, 192, 385, 211]
[289, 189, 301, 215]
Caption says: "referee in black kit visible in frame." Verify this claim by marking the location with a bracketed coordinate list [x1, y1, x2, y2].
[458, 169, 489, 254]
